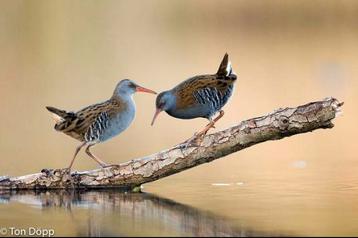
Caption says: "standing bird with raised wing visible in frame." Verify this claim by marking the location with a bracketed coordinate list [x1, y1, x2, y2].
[46, 79, 156, 170]
[151, 53, 237, 144]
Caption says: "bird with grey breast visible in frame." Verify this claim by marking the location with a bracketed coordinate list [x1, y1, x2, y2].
[46, 79, 157, 170]
[151, 53, 237, 145]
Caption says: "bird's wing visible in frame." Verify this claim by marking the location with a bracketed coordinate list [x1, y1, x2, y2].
[175, 75, 235, 109]
[59, 100, 121, 141]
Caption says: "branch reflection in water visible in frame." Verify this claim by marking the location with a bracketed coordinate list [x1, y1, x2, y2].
[0, 190, 285, 237]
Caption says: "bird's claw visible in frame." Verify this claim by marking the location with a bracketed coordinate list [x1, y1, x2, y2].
[180, 133, 205, 149]
[65, 168, 72, 174]
[208, 123, 216, 129]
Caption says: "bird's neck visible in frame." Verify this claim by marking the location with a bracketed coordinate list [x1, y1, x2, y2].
[163, 91, 177, 111]
[111, 93, 135, 107]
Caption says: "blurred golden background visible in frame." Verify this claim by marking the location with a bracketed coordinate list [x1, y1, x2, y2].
[0, 0, 358, 236]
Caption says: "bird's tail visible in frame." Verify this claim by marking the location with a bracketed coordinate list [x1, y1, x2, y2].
[46, 106, 75, 123]
[216, 53, 236, 79]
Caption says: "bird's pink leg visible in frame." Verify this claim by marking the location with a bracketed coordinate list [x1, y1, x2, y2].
[68, 142, 87, 170]
[85, 145, 111, 168]
[194, 110, 225, 137]
[184, 110, 225, 146]
[200, 110, 225, 136]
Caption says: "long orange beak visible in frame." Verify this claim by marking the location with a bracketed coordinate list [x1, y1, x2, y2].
[151, 108, 162, 126]
[136, 85, 157, 94]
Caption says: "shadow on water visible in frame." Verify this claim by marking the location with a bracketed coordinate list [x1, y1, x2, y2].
[0, 190, 287, 237]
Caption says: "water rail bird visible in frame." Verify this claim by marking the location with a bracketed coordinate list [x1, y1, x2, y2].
[151, 53, 237, 145]
[46, 79, 156, 170]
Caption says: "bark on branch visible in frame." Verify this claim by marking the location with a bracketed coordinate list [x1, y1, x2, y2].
[0, 97, 343, 191]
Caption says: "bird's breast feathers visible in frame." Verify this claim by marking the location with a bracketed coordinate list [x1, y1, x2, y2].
[94, 99, 135, 142]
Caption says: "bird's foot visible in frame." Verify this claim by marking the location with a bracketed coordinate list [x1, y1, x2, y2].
[205, 121, 216, 129]
[65, 167, 72, 174]
[181, 132, 206, 148]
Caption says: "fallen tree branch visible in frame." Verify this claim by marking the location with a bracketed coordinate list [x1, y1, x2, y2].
[0, 97, 343, 191]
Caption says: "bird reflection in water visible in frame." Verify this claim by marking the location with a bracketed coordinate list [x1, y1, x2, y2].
[0, 190, 283, 237]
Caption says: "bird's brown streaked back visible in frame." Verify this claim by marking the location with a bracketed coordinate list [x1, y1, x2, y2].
[49, 99, 125, 142]
[174, 74, 236, 110]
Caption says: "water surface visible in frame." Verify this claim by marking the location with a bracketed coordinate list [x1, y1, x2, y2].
[0, 190, 279, 237]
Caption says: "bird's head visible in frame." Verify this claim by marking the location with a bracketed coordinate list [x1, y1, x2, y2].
[114, 79, 157, 97]
[151, 91, 175, 126]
